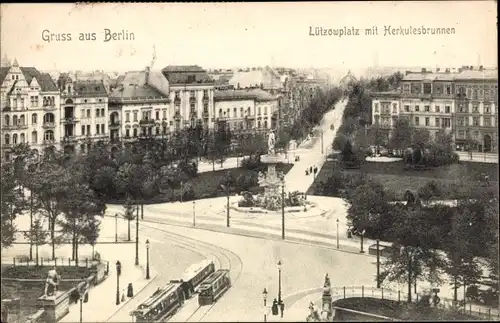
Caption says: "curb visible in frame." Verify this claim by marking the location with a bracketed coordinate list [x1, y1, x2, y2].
[104, 266, 158, 322]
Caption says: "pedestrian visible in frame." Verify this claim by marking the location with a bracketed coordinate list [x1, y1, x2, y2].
[279, 300, 285, 318]
[305, 169, 309, 176]
[272, 298, 279, 316]
[314, 166, 318, 174]
[309, 166, 313, 173]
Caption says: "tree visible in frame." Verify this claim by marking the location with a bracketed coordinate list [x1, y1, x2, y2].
[1, 162, 26, 249]
[208, 126, 231, 168]
[332, 133, 349, 152]
[80, 217, 101, 261]
[432, 129, 454, 154]
[367, 124, 386, 152]
[412, 128, 431, 150]
[58, 182, 106, 263]
[122, 196, 136, 241]
[389, 117, 413, 153]
[417, 181, 442, 204]
[22, 217, 48, 266]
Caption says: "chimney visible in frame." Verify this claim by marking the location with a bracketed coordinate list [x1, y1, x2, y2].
[405, 71, 412, 75]
[421, 68, 427, 73]
[479, 65, 484, 71]
[469, 65, 473, 70]
[445, 68, 450, 73]
[436, 68, 440, 72]
[145, 66, 150, 85]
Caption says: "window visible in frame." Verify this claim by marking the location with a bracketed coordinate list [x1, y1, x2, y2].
[4, 115, 9, 126]
[458, 103, 467, 113]
[82, 125, 85, 135]
[4, 134, 9, 145]
[247, 107, 252, 115]
[81, 109, 85, 118]
[126, 112, 130, 122]
[156, 111, 160, 120]
[13, 115, 18, 125]
[423, 83, 432, 94]
[472, 104, 479, 113]
[445, 85, 452, 95]
[190, 91, 195, 98]
[240, 107, 244, 116]
[12, 134, 18, 144]
[435, 106, 440, 113]
[457, 117, 465, 126]
[190, 103, 195, 112]
[404, 105, 410, 112]
[96, 124, 100, 134]
[484, 104, 491, 113]
[32, 113, 37, 124]
[467, 89, 471, 98]
[392, 103, 397, 113]
[125, 129, 130, 137]
[218, 109, 222, 117]
[458, 130, 465, 139]
[31, 131, 37, 144]
[403, 84, 410, 94]
[435, 85, 442, 95]
[472, 89, 478, 100]
[374, 115, 380, 124]
[473, 131, 479, 140]
[203, 90, 208, 97]
[415, 117, 420, 126]
[233, 108, 237, 118]
[258, 107, 261, 115]
[413, 84, 421, 94]
[133, 128, 137, 137]
[445, 106, 451, 113]
[44, 130, 54, 141]
[484, 90, 490, 100]
[484, 117, 492, 127]
[20, 133, 25, 143]
[415, 105, 420, 112]
[133, 111, 138, 122]
[435, 118, 440, 127]
[101, 124, 105, 134]
[442, 118, 451, 128]
[473, 117, 480, 126]
[87, 109, 91, 118]
[479, 90, 484, 99]
[425, 117, 430, 126]
[458, 87, 466, 97]
[264, 106, 268, 115]
[96, 109, 100, 117]
[87, 125, 90, 134]
[374, 103, 379, 113]
[162, 125, 167, 134]
[101, 108, 104, 116]
[424, 105, 430, 112]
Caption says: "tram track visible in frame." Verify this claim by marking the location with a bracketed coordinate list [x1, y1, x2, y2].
[138, 221, 244, 322]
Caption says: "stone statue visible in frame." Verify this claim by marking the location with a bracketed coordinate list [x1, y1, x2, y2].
[267, 130, 276, 155]
[258, 171, 265, 184]
[44, 267, 60, 297]
[324, 273, 331, 288]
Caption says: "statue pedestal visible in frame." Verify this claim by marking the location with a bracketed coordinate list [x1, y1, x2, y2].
[36, 292, 70, 323]
[260, 154, 285, 198]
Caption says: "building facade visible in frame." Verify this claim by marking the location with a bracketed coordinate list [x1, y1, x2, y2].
[371, 66, 498, 152]
[1, 60, 61, 161]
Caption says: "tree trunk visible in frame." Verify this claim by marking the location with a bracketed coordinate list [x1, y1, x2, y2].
[29, 192, 33, 261]
[141, 204, 144, 220]
[212, 158, 215, 171]
[454, 275, 458, 302]
[36, 243, 39, 266]
[51, 216, 55, 260]
[72, 231, 76, 260]
[75, 234, 79, 266]
[128, 218, 131, 241]
[408, 254, 412, 302]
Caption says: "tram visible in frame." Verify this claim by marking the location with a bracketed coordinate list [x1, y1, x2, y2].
[130, 282, 184, 322]
[174, 259, 215, 299]
[198, 269, 231, 306]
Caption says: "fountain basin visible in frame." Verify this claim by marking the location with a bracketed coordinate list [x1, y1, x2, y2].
[261, 154, 285, 164]
[228, 199, 321, 216]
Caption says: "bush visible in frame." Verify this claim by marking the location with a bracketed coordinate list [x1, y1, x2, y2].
[236, 172, 258, 192]
[241, 155, 262, 170]
[178, 160, 198, 178]
[319, 169, 344, 196]
[181, 183, 196, 201]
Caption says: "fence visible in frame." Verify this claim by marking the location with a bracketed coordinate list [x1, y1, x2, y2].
[3, 256, 103, 269]
[329, 286, 500, 321]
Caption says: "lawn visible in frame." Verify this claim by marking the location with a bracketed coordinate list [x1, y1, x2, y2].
[333, 297, 475, 321]
[309, 160, 498, 200]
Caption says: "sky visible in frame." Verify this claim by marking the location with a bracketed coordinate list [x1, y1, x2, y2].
[0, 2, 497, 73]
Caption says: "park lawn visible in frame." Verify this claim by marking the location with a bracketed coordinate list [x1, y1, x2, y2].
[309, 160, 498, 200]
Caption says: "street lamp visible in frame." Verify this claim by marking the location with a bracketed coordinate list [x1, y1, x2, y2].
[376, 239, 381, 288]
[360, 229, 366, 253]
[115, 261, 121, 305]
[114, 213, 118, 243]
[221, 184, 230, 227]
[336, 219, 339, 249]
[193, 201, 196, 227]
[263, 288, 268, 322]
[135, 205, 139, 266]
[277, 261, 282, 304]
[145, 239, 150, 279]
[281, 184, 285, 240]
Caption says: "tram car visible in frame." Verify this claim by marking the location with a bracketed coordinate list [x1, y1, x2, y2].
[130, 282, 184, 322]
[173, 259, 215, 299]
[198, 269, 231, 306]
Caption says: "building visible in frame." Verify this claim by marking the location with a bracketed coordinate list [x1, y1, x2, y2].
[339, 70, 358, 93]
[1, 60, 60, 161]
[109, 69, 169, 143]
[57, 75, 109, 154]
[159, 65, 215, 130]
[213, 89, 279, 131]
[228, 67, 282, 94]
[370, 66, 498, 152]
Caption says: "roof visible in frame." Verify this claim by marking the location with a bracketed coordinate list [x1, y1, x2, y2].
[228, 68, 282, 90]
[180, 259, 213, 282]
[403, 69, 497, 82]
[402, 73, 454, 81]
[0, 67, 10, 84]
[162, 65, 206, 73]
[370, 91, 401, 98]
[73, 80, 107, 96]
[454, 69, 497, 81]
[20, 67, 58, 91]
[199, 269, 229, 286]
[109, 71, 168, 102]
[339, 70, 358, 85]
[161, 65, 213, 85]
[214, 89, 278, 102]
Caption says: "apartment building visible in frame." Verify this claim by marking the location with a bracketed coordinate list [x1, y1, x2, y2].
[371, 66, 498, 152]
[213, 89, 279, 131]
[0, 60, 61, 161]
[57, 75, 109, 154]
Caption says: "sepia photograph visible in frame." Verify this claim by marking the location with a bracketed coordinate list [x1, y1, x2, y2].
[0, 2, 498, 322]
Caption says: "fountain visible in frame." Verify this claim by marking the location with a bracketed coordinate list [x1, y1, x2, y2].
[237, 129, 311, 212]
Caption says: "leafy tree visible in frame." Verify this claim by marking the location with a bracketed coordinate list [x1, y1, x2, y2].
[22, 217, 48, 266]
[367, 124, 386, 152]
[412, 128, 431, 150]
[1, 163, 25, 249]
[208, 126, 231, 168]
[58, 182, 106, 263]
[389, 117, 413, 153]
[432, 129, 454, 154]
[417, 181, 442, 203]
[381, 205, 444, 302]
[80, 217, 101, 261]
[318, 169, 344, 196]
[353, 128, 369, 153]
[332, 133, 349, 152]
[122, 197, 136, 241]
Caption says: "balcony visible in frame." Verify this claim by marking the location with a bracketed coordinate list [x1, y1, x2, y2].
[189, 96, 196, 103]
[62, 116, 78, 124]
[2, 124, 28, 130]
[174, 97, 181, 105]
[245, 114, 255, 119]
[174, 112, 181, 120]
[43, 104, 57, 111]
[61, 136, 77, 143]
[42, 139, 55, 146]
[202, 110, 209, 118]
[190, 110, 197, 118]
[202, 96, 209, 103]
[139, 119, 154, 126]
[2, 143, 12, 149]
[109, 121, 121, 128]
[42, 122, 56, 129]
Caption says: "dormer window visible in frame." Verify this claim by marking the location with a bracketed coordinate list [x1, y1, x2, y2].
[67, 85, 71, 93]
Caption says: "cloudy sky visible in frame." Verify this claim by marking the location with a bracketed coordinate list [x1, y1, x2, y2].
[1, 2, 497, 72]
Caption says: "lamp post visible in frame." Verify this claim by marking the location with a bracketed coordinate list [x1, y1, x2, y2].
[336, 219, 339, 249]
[277, 261, 282, 304]
[376, 239, 381, 288]
[263, 288, 268, 322]
[135, 205, 139, 266]
[360, 229, 366, 253]
[145, 239, 150, 279]
[193, 201, 196, 227]
[114, 213, 118, 243]
[321, 129, 324, 155]
[115, 261, 121, 305]
[281, 184, 285, 240]
[221, 184, 230, 227]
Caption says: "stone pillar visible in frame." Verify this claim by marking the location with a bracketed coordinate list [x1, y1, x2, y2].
[322, 286, 333, 319]
[36, 292, 70, 323]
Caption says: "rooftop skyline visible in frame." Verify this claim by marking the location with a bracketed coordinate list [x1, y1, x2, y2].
[1, 2, 497, 72]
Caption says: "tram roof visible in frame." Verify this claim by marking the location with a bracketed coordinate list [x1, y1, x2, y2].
[199, 269, 229, 286]
[180, 259, 213, 281]
[137, 282, 181, 310]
